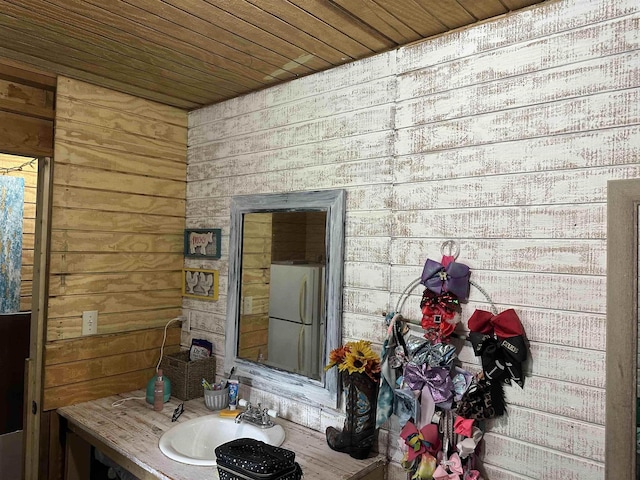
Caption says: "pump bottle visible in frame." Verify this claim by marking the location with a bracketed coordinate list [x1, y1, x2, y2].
[154, 369, 165, 412]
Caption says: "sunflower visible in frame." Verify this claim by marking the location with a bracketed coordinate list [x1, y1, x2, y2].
[347, 340, 377, 362]
[339, 353, 367, 374]
[325, 339, 381, 380]
[324, 344, 351, 371]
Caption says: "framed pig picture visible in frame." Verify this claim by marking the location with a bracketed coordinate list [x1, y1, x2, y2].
[182, 268, 219, 301]
[184, 228, 221, 259]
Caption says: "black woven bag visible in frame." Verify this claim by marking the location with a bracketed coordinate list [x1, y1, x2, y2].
[215, 438, 303, 480]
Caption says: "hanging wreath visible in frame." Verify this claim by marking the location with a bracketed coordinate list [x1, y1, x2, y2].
[376, 240, 529, 480]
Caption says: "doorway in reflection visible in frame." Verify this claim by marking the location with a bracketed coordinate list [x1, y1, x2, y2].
[238, 211, 327, 380]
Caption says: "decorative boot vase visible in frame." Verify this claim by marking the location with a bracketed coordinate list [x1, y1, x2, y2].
[326, 371, 379, 459]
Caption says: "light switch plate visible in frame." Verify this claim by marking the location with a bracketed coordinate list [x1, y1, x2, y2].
[82, 310, 98, 335]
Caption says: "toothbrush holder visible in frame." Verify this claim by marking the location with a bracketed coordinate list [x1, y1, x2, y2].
[204, 387, 229, 411]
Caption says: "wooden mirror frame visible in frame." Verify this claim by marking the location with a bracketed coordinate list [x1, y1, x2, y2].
[224, 190, 345, 408]
[605, 178, 640, 478]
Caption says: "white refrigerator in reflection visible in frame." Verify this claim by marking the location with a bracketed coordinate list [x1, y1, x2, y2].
[267, 263, 324, 379]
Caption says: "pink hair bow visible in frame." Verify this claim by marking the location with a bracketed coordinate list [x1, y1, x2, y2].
[453, 416, 474, 437]
[433, 453, 463, 480]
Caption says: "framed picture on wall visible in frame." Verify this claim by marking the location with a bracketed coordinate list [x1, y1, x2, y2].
[184, 228, 221, 259]
[182, 268, 219, 301]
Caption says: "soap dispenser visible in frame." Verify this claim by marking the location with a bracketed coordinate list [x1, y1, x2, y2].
[154, 369, 165, 412]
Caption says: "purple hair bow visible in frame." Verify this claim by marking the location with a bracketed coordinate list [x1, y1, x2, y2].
[421, 258, 471, 301]
[404, 365, 455, 427]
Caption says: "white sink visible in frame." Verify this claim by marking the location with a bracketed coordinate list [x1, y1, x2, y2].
[158, 414, 285, 466]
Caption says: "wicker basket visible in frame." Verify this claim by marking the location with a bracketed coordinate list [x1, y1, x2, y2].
[160, 351, 216, 401]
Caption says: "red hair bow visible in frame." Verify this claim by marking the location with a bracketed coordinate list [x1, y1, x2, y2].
[467, 309, 527, 387]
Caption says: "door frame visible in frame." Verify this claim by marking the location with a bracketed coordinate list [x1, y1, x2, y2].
[24, 156, 53, 480]
[605, 178, 640, 478]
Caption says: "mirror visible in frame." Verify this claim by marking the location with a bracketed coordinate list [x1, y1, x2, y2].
[225, 190, 345, 408]
[605, 179, 640, 478]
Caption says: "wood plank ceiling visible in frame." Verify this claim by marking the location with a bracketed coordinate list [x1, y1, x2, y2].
[0, 0, 547, 110]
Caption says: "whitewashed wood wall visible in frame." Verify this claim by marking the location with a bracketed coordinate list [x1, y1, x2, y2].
[185, 0, 639, 477]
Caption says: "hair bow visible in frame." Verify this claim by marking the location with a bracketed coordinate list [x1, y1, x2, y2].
[412, 452, 438, 480]
[404, 365, 455, 426]
[453, 416, 475, 437]
[421, 258, 471, 301]
[420, 290, 461, 339]
[467, 309, 527, 387]
[409, 341, 458, 369]
[399, 422, 441, 461]
[433, 453, 463, 480]
[456, 426, 484, 459]
[456, 377, 506, 420]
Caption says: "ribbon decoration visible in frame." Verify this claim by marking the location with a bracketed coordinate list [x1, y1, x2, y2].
[399, 422, 441, 462]
[404, 364, 455, 426]
[453, 416, 474, 437]
[376, 314, 408, 428]
[467, 309, 527, 387]
[421, 258, 471, 301]
[456, 377, 506, 420]
[433, 453, 463, 480]
[410, 341, 458, 369]
[451, 367, 473, 401]
[456, 426, 484, 459]
[420, 290, 461, 338]
[412, 453, 437, 480]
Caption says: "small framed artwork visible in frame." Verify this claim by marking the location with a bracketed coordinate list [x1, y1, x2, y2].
[184, 228, 222, 259]
[182, 268, 219, 301]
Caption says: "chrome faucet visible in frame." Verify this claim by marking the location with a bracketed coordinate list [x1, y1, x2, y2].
[234, 400, 277, 428]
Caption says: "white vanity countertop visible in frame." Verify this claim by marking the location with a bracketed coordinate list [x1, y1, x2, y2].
[57, 390, 386, 480]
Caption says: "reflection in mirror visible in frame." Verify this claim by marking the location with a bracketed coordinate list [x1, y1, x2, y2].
[225, 190, 345, 408]
[238, 211, 327, 380]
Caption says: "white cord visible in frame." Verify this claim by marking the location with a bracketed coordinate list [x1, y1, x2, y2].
[111, 396, 146, 408]
[109, 317, 182, 408]
[156, 317, 183, 372]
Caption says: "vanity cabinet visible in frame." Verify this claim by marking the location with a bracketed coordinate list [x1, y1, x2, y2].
[58, 391, 386, 480]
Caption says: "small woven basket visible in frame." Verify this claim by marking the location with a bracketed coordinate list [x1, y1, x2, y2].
[204, 388, 229, 410]
[160, 351, 216, 401]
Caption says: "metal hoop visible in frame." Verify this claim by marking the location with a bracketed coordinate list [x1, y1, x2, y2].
[440, 240, 460, 259]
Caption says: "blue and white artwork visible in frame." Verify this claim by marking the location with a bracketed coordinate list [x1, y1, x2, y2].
[0, 176, 24, 313]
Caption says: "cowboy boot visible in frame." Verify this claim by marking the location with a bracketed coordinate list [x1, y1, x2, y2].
[326, 372, 379, 459]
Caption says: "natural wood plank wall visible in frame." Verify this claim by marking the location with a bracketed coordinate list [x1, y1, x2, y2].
[272, 211, 326, 263]
[238, 213, 272, 361]
[187, 0, 639, 478]
[0, 60, 54, 157]
[43, 77, 187, 410]
[0, 153, 38, 311]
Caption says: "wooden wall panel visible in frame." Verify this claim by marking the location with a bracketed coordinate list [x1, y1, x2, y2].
[238, 213, 271, 361]
[0, 62, 54, 157]
[43, 77, 187, 410]
[186, 0, 638, 478]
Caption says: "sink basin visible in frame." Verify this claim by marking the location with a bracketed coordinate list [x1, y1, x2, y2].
[159, 414, 285, 466]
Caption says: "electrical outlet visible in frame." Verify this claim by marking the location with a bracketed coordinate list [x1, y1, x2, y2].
[82, 310, 98, 335]
[243, 296, 253, 315]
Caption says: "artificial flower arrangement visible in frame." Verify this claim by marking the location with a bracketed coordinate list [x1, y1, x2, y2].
[324, 340, 382, 459]
[325, 339, 381, 381]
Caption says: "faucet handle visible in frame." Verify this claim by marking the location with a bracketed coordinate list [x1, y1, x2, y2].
[265, 408, 278, 418]
[238, 398, 250, 409]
